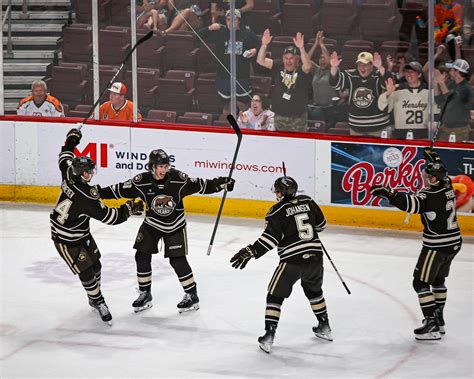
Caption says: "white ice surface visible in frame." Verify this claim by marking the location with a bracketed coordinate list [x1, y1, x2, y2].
[0, 203, 473, 378]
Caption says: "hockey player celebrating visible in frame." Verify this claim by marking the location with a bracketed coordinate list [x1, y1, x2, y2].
[99, 149, 235, 313]
[370, 148, 462, 340]
[50, 129, 144, 325]
[230, 176, 331, 353]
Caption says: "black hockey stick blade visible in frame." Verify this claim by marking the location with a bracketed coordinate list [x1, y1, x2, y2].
[207, 115, 243, 256]
[78, 31, 154, 129]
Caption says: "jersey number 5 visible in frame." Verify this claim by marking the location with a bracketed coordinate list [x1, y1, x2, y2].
[295, 213, 314, 240]
[55, 199, 73, 224]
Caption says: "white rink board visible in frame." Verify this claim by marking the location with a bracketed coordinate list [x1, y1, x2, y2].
[0, 121, 15, 184]
[1, 120, 317, 202]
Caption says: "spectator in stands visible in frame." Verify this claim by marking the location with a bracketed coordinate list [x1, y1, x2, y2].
[307, 31, 345, 126]
[17, 79, 65, 117]
[434, 59, 471, 142]
[211, 0, 253, 26]
[330, 51, 391, 137]
[257, 29, 313, 132]
[137, 0, 168, 32]
[163, 0, 203, 34]
[198, 9, 259, 117]
[386, 52, 415, 85]
[99, 82, 142, 122]
[237, 93, 275, 130]
[378, 61, 434, 139]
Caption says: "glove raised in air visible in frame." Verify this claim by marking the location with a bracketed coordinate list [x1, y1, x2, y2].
[213, 177, 235, 192]
[423, 148, 441, 163]
[66, 128, 82, 147]
[370, 185, 395, 200]
[125, 199, 145, 216]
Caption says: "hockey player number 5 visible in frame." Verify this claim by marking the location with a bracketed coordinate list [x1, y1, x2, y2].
[55, 199, 72, 224]
[295, 213, 314, 240]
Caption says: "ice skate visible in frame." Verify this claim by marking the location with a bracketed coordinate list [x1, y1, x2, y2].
[258, 326, 276, 354]
[435, 308, 445, 335]
[414, 316, 441, 340]
[313, 315, 333, 341]
[90, 299, 113, 326]
[132, 290, 153, 313]
[177, 292, 200, 313]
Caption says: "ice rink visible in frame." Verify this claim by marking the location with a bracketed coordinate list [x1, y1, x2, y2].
[1, 202, 473, 378]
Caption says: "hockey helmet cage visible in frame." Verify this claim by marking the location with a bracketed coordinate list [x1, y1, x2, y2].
[424, 161, 448, 181]
[71, 156, 96, 177]
[272, 176, 298, 197]
[146, 149, 170, 170]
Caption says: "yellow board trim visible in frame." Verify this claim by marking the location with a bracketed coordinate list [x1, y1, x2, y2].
[1, 184, 473, 235]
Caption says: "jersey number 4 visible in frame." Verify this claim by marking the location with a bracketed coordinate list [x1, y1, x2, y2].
[55, 199, 73, 224]
[295, 213, 314, 240]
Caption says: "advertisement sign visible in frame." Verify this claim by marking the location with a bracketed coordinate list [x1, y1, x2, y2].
[331, 142, 474, 214]
[26, 122, 316, 201]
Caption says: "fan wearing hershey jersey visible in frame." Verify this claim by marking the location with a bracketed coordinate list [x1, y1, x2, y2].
[230, 176, 332, 353]
[370, 148, 462, 341]
[50, 129, 144, 325]
[99, 149, 235, 314]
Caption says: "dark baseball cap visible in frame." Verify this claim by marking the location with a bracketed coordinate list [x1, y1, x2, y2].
[283, 46, 299, 56]
[404, 61, 423, 73]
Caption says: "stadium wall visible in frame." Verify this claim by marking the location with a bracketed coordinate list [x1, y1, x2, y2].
[1, 116, 473, 235]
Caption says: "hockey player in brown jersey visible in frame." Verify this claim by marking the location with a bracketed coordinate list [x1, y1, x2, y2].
[231, 176, 332, 353]
[51, 129, 144, 325]
[370, 148, 462, 340]
[99, 149, 235, 314]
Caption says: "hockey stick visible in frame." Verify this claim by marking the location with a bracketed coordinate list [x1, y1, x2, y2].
[77, 30, 154, 130]
[321, 241, 351, 294]
[404, 92, 454, 224]
[207, 114, 243, 256]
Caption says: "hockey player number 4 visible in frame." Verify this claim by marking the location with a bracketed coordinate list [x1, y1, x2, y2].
[55, 199, 72, 224]
[295, 213, 314, 240]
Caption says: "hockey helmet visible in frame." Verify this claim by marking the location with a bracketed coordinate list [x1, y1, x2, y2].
[146, 149, 170, 170]
[71, 156, 96, 180]
[424, 161, 448, 181]
[272, 176, 298, 197]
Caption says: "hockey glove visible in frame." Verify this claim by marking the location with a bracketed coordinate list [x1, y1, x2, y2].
[370, 185, 395, 200]
[66, 128, 82, 147]
[230, 245, 256, 269]
[125, 199, 145, 216]
[423, 148, 441, 163]
[213, 177, 235, 192]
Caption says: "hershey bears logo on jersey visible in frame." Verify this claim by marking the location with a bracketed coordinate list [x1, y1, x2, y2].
[151, 195, 176, 216]
[353, 87, 374, 108]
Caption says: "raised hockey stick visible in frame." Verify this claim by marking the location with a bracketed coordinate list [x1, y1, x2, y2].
[207, 114, 243, 256]
[404, 91, 454, 224]
[77, 30, 154, 130]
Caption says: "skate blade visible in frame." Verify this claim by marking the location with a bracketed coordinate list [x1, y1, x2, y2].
[314, 332, 333, 342]
[439, 325, 446, 335]
[178, 303, 200, 314]
[414, 331, 441, 341]
[105, 320, 113, 326]
[134, 302, 153, 313]
[259, 342, 271, 354]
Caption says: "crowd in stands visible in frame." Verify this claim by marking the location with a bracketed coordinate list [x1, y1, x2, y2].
[14, 0, 474, 142]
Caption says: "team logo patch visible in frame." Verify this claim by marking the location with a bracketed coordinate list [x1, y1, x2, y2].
[178, 171, 188, 180]
[353, 87, 373, 108]
[425, 211, 436, 221]
[136, 232, 144, 242]
[123, 179, 132, 189]
[90, 187, 99, 199]
[151, 195, 175, 216]
[78, 253, 86, 261]
[133, 174, 142, 182]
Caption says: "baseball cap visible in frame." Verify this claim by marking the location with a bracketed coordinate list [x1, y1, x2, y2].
[283, 45, 299, 56]
[356, 52, 373, 64]
[109, 82, 127, 95]
[225, 9, 241, 19]
[445, 59, 470, 74]
[404, 61, 423, 73]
